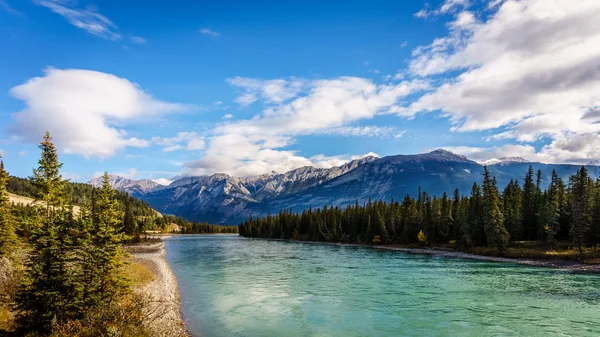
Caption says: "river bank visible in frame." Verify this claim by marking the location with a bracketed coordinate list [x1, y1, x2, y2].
[126, 240, 189, 337]
[250, 237, 600, 273]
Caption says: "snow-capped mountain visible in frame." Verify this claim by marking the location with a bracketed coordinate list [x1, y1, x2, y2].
[588, 160, 600, 166]
[88, 174, 160, 196]
[480, 157, 530, 166]
[95, 150, 598, 224]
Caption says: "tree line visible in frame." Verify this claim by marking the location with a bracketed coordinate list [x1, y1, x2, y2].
[0, 132, 234, 336]
[240, 166, 600, 253]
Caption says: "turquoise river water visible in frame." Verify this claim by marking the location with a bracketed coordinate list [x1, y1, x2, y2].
[164, 235, 600, 337]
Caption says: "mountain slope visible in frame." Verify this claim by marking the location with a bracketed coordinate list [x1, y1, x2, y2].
[89, 174, 160, 197]
[104, 150, 598, 224]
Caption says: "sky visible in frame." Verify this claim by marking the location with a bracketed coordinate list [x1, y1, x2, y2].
[1, 0, 600, 184]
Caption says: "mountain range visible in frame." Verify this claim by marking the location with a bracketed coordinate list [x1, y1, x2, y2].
[90, 150, 600, 224]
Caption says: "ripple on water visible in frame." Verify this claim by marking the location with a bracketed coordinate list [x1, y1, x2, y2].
[164, 235, 600, 337]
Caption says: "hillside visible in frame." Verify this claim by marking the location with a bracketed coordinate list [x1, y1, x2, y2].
[97, 150, 598, 224]
[7, 176, 161, 218]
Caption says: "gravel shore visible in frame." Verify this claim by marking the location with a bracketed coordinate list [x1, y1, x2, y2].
[259, 238, 600, 273]
[376, 245, 600, 273]
[127, 241, 189, 337]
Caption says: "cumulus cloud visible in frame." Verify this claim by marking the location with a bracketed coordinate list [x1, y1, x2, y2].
[227, 76, 306, 107]
[199, 28, 220, 37]
[414, 0, 471, 18]
[152, 132, 205, 152]
[9, 68, 189, 158]
[183, 76, 427, 176]
[323, 126, 401, 138]
[34, 0, 120, 40]
[153, 178, 172, 186]
[223, 114, 234, 119]
[405, 0, 600, 163]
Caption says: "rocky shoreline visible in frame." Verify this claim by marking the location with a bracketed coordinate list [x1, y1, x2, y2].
[126, 241, 189, 337]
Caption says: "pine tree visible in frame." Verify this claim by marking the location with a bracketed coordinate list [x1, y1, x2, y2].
[14, 132, 80, 334]
[123, 199, 137, 238]
[544, 170, 561, 248]
[570, 167, 591, 253]
[591, 179, 600, 250]
[376, 211, 389, 243]
[0, 154, 18, 258]
[85, 172, 130, 308]
[482, 167, 509, 251]
[522, 165, 538, 240]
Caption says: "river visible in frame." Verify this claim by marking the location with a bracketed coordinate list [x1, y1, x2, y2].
[164, 235, 600, 337]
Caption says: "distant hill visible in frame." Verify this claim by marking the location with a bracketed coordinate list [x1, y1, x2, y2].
[96, 150, 598, 224]
[7, 176, 161, 218]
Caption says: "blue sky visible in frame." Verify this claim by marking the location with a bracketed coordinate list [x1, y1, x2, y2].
[1, 0, 599, 183]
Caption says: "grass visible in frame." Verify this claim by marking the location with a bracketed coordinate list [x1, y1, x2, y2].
[124, 259, 155, 287]
[0, 305, 14, 333]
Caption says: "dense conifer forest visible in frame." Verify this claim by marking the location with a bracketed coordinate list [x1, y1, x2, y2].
[240, 166, 600, 255]
[0, 132, 234, 336]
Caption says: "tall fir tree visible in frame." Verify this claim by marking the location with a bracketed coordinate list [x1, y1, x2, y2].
[482, 167, 509, 251]
[544, 170, 561, 248]
[522, 165, 538, 240]
[85, 172, 130, 308]
[0, 154, 18, 257]
[570, 166, 592, 253]
[14, 132, 80, 334]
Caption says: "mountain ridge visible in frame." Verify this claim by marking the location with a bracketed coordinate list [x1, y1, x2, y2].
[90, 150, 599, 224]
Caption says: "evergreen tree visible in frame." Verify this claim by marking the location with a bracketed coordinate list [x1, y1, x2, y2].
[482, 167, 509, 251]
[503, 180, 523, 241]
[376, 211, 389, 243]
[85, 172, 130, 308]
[14, 132, 80, 334]
[544, 170, 561, 248]
[0, 154, 18, 257]
[570, 166, 591, 253]
[522, 165, 538, 240]
[123, 199, 137, 238]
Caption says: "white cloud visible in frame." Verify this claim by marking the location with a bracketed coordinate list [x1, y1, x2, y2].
[130, 36, 146, 44]
[324, 126, 400, 138]
[223, 114, 234, 119]
[9, 68, 188, 158]
[152, 132, 205, 152]
[400, 41, 408, 48]
[213, 100, 223, 105]
[404, 0, 600, 163]
[199, 28, 220, 37]
[34, 0, 120, 40]
[227, 76, 306, 107]
[414, 0, 471, 18]
[0, 0, 22, 16]
[0, 149, 6, 157]
[436, 138, 600, 165]
[184, 76, 428, 176]
[153, 178, 172, 186]
[18, 151, 26, 157]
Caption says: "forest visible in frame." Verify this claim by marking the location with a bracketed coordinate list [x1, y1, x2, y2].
[0, 132, 233, 336]
[239, 165, 600, 257]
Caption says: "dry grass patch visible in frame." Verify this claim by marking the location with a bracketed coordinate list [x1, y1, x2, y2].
[124, 259, 155, 288]
[0, 305, 15, 332]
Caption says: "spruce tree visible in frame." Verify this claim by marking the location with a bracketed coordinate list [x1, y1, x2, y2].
[522, 165, 538, 240]
[570, 167, 591, 253]
[544, 170, 561, 248]
[85, 172, 130, 308]
[14, 132, 79, 334]
[0, 154, 18, 258]
[482, 167, 509, 251]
